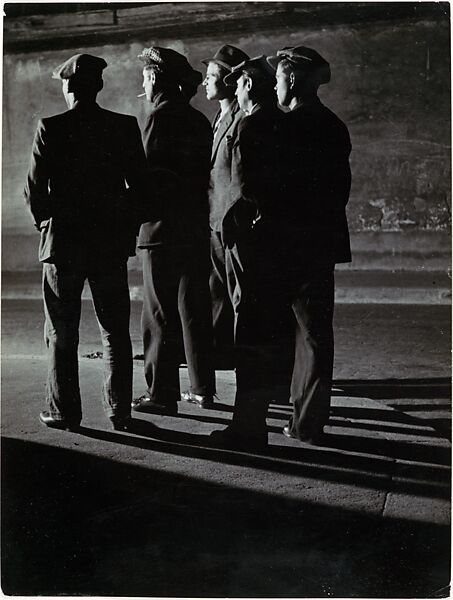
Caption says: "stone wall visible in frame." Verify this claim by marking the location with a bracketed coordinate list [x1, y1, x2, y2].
[3, 2, 451, 271]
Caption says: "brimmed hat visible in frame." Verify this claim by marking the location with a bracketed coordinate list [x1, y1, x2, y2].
[201, 44, 249, 72]
[52, 53, 107, 81]
[224, 55, 275, 86]
[267, 46, 331, 84]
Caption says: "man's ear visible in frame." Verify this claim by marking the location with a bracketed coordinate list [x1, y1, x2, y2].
[289, 72, 296, 90]
[244, 75, 253, 91]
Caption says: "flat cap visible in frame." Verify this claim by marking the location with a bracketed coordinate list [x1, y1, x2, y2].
[224, 55, 275, 86]
[201, 44, 249, 72]
[180, 66, 203, 88]
[267, 46, 331, 84]
[52, 53, 107, 80]
[138, 46, 189, 73]
[174, 53, 202, 87]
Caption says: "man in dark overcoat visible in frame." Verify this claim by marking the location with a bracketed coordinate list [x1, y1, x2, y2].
[24, 53, 148, 431]
[132, 47, 215, 415]
[266, 46, 352, 443]
[200, 44, 250, 375]
[210, 56, 286, 449]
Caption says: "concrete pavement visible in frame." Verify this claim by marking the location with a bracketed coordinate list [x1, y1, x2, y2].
[2, 268, 452, 304]
[1, 300, 451, 597]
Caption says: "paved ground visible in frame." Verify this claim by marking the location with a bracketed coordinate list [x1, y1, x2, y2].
[2, 268, 452, 304]
[1, 299, 451, 597]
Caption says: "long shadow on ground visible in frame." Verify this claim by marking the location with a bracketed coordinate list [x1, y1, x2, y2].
[332, 377, 451, 400]
[331, 377, 452, 442]
[72, 419, 451, 499]
[2, 435, 450, 598]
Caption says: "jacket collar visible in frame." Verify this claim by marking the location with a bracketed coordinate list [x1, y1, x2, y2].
[150, 90, 186, 111]
[71, 100, 101, 112]
[290, 95, 322, 113]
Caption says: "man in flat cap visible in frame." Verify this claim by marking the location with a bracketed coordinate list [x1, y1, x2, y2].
[209, 55, 287, 448]
[266, 45, 352, 444]
[132, 47, 215, 415]
[200, 44, 250, 377]
[24, 53, 148, 431]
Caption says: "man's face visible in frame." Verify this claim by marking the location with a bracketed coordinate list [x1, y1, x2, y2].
[275, 63, 292, 107]
[235, 73, 250, 112]
[62, 79, 75, 109]
[203, 62, 228, 101]
[142, 68, 155, 102]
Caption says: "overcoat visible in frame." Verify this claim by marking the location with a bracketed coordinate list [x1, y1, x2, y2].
[24, 102, 147, 263]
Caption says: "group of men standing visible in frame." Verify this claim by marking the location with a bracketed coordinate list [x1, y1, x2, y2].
[24, 42, 352, 450]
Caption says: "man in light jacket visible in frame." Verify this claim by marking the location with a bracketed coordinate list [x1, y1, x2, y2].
[198, 44, 250, 378]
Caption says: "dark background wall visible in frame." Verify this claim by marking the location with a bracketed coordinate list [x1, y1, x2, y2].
[3, 2, 451, 271]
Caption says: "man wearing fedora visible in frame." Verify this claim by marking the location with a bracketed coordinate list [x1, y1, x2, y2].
[24, 53, 148, 432]
[199, 44, 250, 377]
[266, 46, 352, 444]
[132, 47, 215, 416]
[209, 55, 287, 449]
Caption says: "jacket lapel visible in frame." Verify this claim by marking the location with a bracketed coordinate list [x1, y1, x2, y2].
[211, 101, 239, 163]
[211, 108, 221, 128]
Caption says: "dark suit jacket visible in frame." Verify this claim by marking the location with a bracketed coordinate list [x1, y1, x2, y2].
[24, 101, 147, 263]
[226, 102, 284, 246]
[138, 91, 213, 247]
[281, 97, 352, 266]
[208, 100, 244, 233]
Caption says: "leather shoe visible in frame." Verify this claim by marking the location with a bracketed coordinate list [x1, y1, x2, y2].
[283, 423, 325, 445]
[282, 424, 296, 439]
[131, 395, 177, 416]
[39, 411, 80, 431]
[181, 390, 215, 408]
[210, 427, 267, 451]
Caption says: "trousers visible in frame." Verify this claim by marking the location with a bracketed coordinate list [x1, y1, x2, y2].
[209, 231, 234, 355]
[141, 245, 215, 406]
[43, 256, 132, 421]
[209, 230, 258, 363]
[287, 267, 334, 441]
[231, 246, 334, 439]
